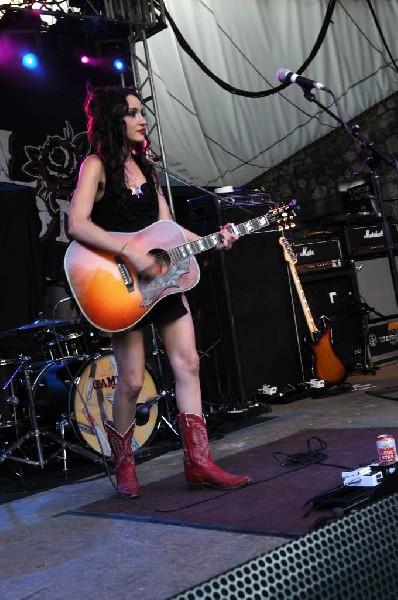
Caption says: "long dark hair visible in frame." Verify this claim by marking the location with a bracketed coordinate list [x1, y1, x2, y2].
[84, 85, 155, 200]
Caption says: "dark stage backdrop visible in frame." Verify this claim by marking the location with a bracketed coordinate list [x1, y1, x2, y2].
[0, 185, 43, 356]
[0, 29, 132, 345]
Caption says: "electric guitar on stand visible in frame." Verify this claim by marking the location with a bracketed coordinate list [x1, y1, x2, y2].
[279, 236, 347, 384]
[64, 205, 295, 333]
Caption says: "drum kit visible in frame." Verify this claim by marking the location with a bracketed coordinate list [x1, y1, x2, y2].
[0, 317, 173, 473]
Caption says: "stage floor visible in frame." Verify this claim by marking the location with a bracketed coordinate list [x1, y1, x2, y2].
[1, 362, 398, 600]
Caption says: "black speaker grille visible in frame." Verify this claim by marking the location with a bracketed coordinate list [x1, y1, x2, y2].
[171, 494, 398, 599]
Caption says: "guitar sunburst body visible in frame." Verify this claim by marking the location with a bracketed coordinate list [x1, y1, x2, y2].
[64, 221, 200, 332]
[308, 317, 347, 384]
[65, 206, 295, 333]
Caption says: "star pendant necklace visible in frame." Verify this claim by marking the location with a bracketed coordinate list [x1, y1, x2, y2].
[125, 162, 144, 198]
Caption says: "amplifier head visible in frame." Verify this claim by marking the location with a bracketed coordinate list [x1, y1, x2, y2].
[293, 238, 344, 274]
[346, 222, 398, 257]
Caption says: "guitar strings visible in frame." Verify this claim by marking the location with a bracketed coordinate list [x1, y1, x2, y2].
[119, 206, 290, 265]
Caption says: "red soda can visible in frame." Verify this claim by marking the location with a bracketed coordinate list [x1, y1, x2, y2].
[376, 434, 397, 464]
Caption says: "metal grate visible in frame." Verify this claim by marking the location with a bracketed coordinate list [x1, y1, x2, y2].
[171, 494, 398, 599]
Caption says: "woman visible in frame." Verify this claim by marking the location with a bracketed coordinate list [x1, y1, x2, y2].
[68, 86, 251, 498]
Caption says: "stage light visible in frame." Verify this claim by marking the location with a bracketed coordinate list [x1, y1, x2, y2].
[113, 58, 125, 72]
[80, 55, 90, 64]
[22, 52, 39, 70]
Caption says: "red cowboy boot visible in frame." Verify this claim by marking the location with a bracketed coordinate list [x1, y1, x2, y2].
[178, 413, 251, 490]
[104, 420, 140, 497]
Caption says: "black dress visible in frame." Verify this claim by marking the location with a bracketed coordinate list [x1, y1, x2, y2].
[90, 169, 187, 329]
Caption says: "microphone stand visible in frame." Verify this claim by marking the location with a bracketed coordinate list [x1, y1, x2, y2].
[301, 88, 398, 308]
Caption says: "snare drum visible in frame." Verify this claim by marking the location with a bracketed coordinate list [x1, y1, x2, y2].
[32, 354, 159, 455]
[45, 329, 88, 361]
[0, 358, 24, 428]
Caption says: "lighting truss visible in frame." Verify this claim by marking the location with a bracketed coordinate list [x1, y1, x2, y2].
[0, 0, 166, 35]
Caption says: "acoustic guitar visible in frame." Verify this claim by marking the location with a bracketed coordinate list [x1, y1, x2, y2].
[279, 236, 347, 384]
[64, 205, 295, 333]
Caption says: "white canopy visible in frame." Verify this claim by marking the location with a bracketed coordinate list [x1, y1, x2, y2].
[137, 0, 398, 189]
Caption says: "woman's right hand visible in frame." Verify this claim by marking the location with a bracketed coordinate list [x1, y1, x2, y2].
[124, 247, 159, 280]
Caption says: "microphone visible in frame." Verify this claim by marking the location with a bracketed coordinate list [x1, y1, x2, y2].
[276, 68, 330, 92]
[135, 397, 158, 426]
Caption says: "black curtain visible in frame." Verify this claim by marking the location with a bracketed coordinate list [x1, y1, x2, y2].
[0, 184, 44, 357]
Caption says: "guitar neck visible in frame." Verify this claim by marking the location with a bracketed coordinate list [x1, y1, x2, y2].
[287, 262, 319, 337]
[279, 237, 319, 338]
[170, 213, 276, 263]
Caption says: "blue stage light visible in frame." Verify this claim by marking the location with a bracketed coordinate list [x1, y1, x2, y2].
[22, 53, 39, 70]
[113, 59, 125, 72]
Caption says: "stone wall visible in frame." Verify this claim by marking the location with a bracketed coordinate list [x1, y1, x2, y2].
[248, 91, 398, 227]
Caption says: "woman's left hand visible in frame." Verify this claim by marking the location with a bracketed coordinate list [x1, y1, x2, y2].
[216, 222, 238, 251]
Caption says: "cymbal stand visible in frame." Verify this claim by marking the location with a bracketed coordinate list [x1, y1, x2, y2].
[0, 357, 47, 467]
[0, 356, 103, 470]
[1, 361, 24, 436]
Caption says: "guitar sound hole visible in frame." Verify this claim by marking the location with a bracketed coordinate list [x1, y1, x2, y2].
[150, 249, 171, 275]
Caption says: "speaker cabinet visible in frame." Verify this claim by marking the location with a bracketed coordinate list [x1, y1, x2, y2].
[300, 270, 365, 370]
[177, 494, 398, 599]
[189, 230, 304, 408]
[354, 256, 398, 321]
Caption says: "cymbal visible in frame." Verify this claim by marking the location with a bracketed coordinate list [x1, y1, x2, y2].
[0, 317, 81, 339]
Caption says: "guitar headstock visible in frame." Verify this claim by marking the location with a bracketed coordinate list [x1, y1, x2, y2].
[278, 236, 297, 265]
[268, 200, 296, 230]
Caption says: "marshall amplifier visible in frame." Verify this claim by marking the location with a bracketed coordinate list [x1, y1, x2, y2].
[345, 222, 398, 257]
[293, 238, 344, 274]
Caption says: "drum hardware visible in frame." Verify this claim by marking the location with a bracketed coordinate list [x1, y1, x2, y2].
[144, 328, 225, 436]
[31, 353, 161, 458]
[42, 417, 106, 473]
[0, 359, 24, 430]
[56, 417, 69, 475]
[44, 328, 89, 362]
[147, 325, 179, 437]
[0, 356, 102, 470]
[0, 357, 48, 468]
[31, 355, 112, 468]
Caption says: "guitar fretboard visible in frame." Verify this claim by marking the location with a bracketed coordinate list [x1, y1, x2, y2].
[279, 236, 319, 337]
[169, 214, 272, 263]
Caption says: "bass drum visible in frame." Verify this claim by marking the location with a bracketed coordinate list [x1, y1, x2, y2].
[32, 354, 160, 455]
